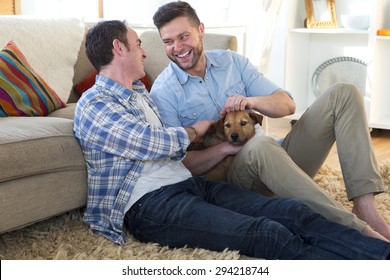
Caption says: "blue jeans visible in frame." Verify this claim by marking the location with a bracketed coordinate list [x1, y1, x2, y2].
[126, 177, 390, 259]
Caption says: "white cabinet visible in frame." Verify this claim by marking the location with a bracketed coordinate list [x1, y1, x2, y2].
[283, 0, 390, 130]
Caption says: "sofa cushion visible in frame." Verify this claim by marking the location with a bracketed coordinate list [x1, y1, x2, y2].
[48, 103, 76, 120]
[0, 41, 66, 116]
[0, 16, 85, 102]
[0, 117, 86, 183]
[0, 169, 87, 234]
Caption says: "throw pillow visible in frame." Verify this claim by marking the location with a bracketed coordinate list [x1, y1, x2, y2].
[74, 70, 152, 95]
[0, 41, 66, 117]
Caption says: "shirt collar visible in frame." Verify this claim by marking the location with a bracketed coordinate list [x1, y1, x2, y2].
[95, 74, 145, 101]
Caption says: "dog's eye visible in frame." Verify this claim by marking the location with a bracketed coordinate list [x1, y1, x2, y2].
[225, 124, 231, 128]
[240, 121, 247, 126]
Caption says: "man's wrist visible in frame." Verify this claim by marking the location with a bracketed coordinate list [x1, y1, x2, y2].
[185, 126, 197, 142]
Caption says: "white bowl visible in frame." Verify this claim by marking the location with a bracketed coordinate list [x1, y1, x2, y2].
[340, 14, 370, 30]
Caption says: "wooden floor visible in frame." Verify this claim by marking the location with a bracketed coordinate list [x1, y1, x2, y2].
[265, 118, 390, 171]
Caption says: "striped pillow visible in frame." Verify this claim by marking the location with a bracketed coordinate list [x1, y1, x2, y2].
[0, 41, 66, 117]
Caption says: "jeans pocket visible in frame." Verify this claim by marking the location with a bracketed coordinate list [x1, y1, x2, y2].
[126, 187, 165, 231]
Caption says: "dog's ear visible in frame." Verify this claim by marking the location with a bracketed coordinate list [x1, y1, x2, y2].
[248, 112, 263, 125]
[215, 115, 226, 135]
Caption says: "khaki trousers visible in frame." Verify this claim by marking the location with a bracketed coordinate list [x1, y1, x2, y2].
[227, 83, 384, 232]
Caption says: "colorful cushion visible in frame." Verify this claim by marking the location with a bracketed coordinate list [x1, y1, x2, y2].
[0, 41, 66, 117]
[74, 70, 152, 95]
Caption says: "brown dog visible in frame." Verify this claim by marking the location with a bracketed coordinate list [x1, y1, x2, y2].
[188, 111, 263, 181]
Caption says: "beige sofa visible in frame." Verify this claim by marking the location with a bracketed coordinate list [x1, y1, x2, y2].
[0, 17, 237, 234]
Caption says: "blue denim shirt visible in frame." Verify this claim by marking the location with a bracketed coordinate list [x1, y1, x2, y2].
[150, 50, 288, 127]
[73, 75, 190, 244]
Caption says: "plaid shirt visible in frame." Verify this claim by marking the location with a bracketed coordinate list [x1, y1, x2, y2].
[73, 75, 190, 244]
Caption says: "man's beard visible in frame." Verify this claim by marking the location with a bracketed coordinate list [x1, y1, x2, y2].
[169, 43, 204, 72]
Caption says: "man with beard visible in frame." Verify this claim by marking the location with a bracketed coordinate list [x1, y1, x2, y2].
[150, 1, 390, 242]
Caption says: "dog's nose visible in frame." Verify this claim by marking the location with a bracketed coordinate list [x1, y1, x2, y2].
[231, 133, 239, 141]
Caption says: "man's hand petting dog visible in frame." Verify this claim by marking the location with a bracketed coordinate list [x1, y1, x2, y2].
[220, 95, 255, 115]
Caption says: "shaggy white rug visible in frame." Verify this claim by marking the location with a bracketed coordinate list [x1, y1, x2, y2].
[1, 162, 389, 260]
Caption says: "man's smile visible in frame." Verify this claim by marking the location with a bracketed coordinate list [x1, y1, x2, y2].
[176, 50, 192, 58]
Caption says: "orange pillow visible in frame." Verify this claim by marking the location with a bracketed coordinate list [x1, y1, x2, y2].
[140, 74, 151, 91]
[74, 70, 151, 95]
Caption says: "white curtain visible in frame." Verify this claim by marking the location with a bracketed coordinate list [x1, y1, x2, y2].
[257, 0, 283, 74]
[239, 0, 283, 75]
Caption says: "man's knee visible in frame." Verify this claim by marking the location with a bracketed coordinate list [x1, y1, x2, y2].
[242, 136, 279, 158]
[329, 83, 363, 104]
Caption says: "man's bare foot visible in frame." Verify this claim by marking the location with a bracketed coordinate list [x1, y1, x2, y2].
[361, 225, 389, 242]
[353, 193, 390, 241]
